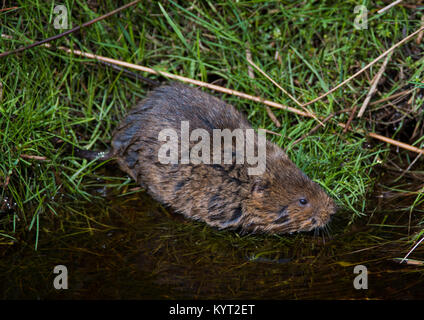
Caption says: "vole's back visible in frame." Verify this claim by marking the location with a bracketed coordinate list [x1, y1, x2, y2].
[111, 83, 253, 227]
[113, 84, 250, 146]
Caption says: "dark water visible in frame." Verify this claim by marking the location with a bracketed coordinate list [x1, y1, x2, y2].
[1, 173, 423, 299]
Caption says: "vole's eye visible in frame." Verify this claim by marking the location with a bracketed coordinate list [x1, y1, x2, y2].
[299, 198, 308, 205]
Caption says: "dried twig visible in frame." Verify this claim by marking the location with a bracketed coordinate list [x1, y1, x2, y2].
[291, 114, 335, 148]
[291, 107, 352, 147]
[338, 123, 424, 155]
[246, 47, 281, 127]
[369, 89, 414, 106]
[357, 52, 392, 118]
[400, 235, 424, 264]
[416, 15, 424, 44]
[0, 6, 19, 13]
[265, 106, 281, 128]
[262, 129, 282, 137]
[344, 53, 392, 133]
[301, 23, 424, 108]
[245, 48, 255, 79]
[246, 58, 323, 126]
[377, 0, 403, 14]
[0, 0, 141, 58]
[20, 154, 50, 161]
[95, 60, 160, 86]
[394, 153, 422, 182]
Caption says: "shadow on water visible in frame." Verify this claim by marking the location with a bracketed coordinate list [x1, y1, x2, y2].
[0, 168, 423, 299]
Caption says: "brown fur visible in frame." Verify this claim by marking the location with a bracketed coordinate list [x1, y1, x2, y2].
[110, 83, 336, 234]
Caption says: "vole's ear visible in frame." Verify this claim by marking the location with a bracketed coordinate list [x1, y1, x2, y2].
[251, 177, 270, 195]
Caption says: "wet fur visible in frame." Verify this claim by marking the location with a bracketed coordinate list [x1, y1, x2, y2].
[110, 83, 336, 234]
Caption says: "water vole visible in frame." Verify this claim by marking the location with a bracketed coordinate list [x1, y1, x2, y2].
[106, 83, 336, 234]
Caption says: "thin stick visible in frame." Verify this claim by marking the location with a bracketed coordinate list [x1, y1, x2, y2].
[263, 129, 282, 137]
[20, 154, 50, 161]
[291, 113, 335, 147]
[245, 48, 255, 79]
[343, 104, 359, 134]
[366, 132, 424, 154]
[394, 153, 422, 182]
[246, 48, 281, 127]
[370, 89, 413, 106]
[338, 123, 424, 155]
[377, 0, 403, 14]
[265, 106, 281, 127]
[400, 235, 424, 264]
[291, 107, 353, 147]
[0, 0, 141, 58]
[302, 23, 424, 108]
[246, 58, 323, 126]
[247, 59, 302, 107]
[57, 46, 311, 117]
[0, 6, 19, 13]
[95, 60, 160, 86]
[416, 15, 424, 44]
[357, 53, 392, 118]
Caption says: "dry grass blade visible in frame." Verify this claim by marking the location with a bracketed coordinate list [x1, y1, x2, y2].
[302, 23, 424, 108]
[262, 129, 282, 137]
[290, 114, 334, 148]
[343, 52, 392, 133]
[20, 154, 50, 161]
[246, 58, 324, 126]
[0, 6, 19, 13]
[338, 123, 424, 155]
[246, 48, 281, 127]
[247, 58, 302, 106]
[377, 0, 403, 14]
[265, 106, 281, 128]
[400, 235, 424, 264]
[357, 52, 392, 118]
[369, 89, 414, 106]
[416, 15, 424, 44]
[394, 153, 423, 182]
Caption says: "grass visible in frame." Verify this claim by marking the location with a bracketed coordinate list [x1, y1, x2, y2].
[0, 0, 423, 250]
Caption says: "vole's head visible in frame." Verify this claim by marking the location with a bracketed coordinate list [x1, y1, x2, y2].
[242, 148, 336, 234]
